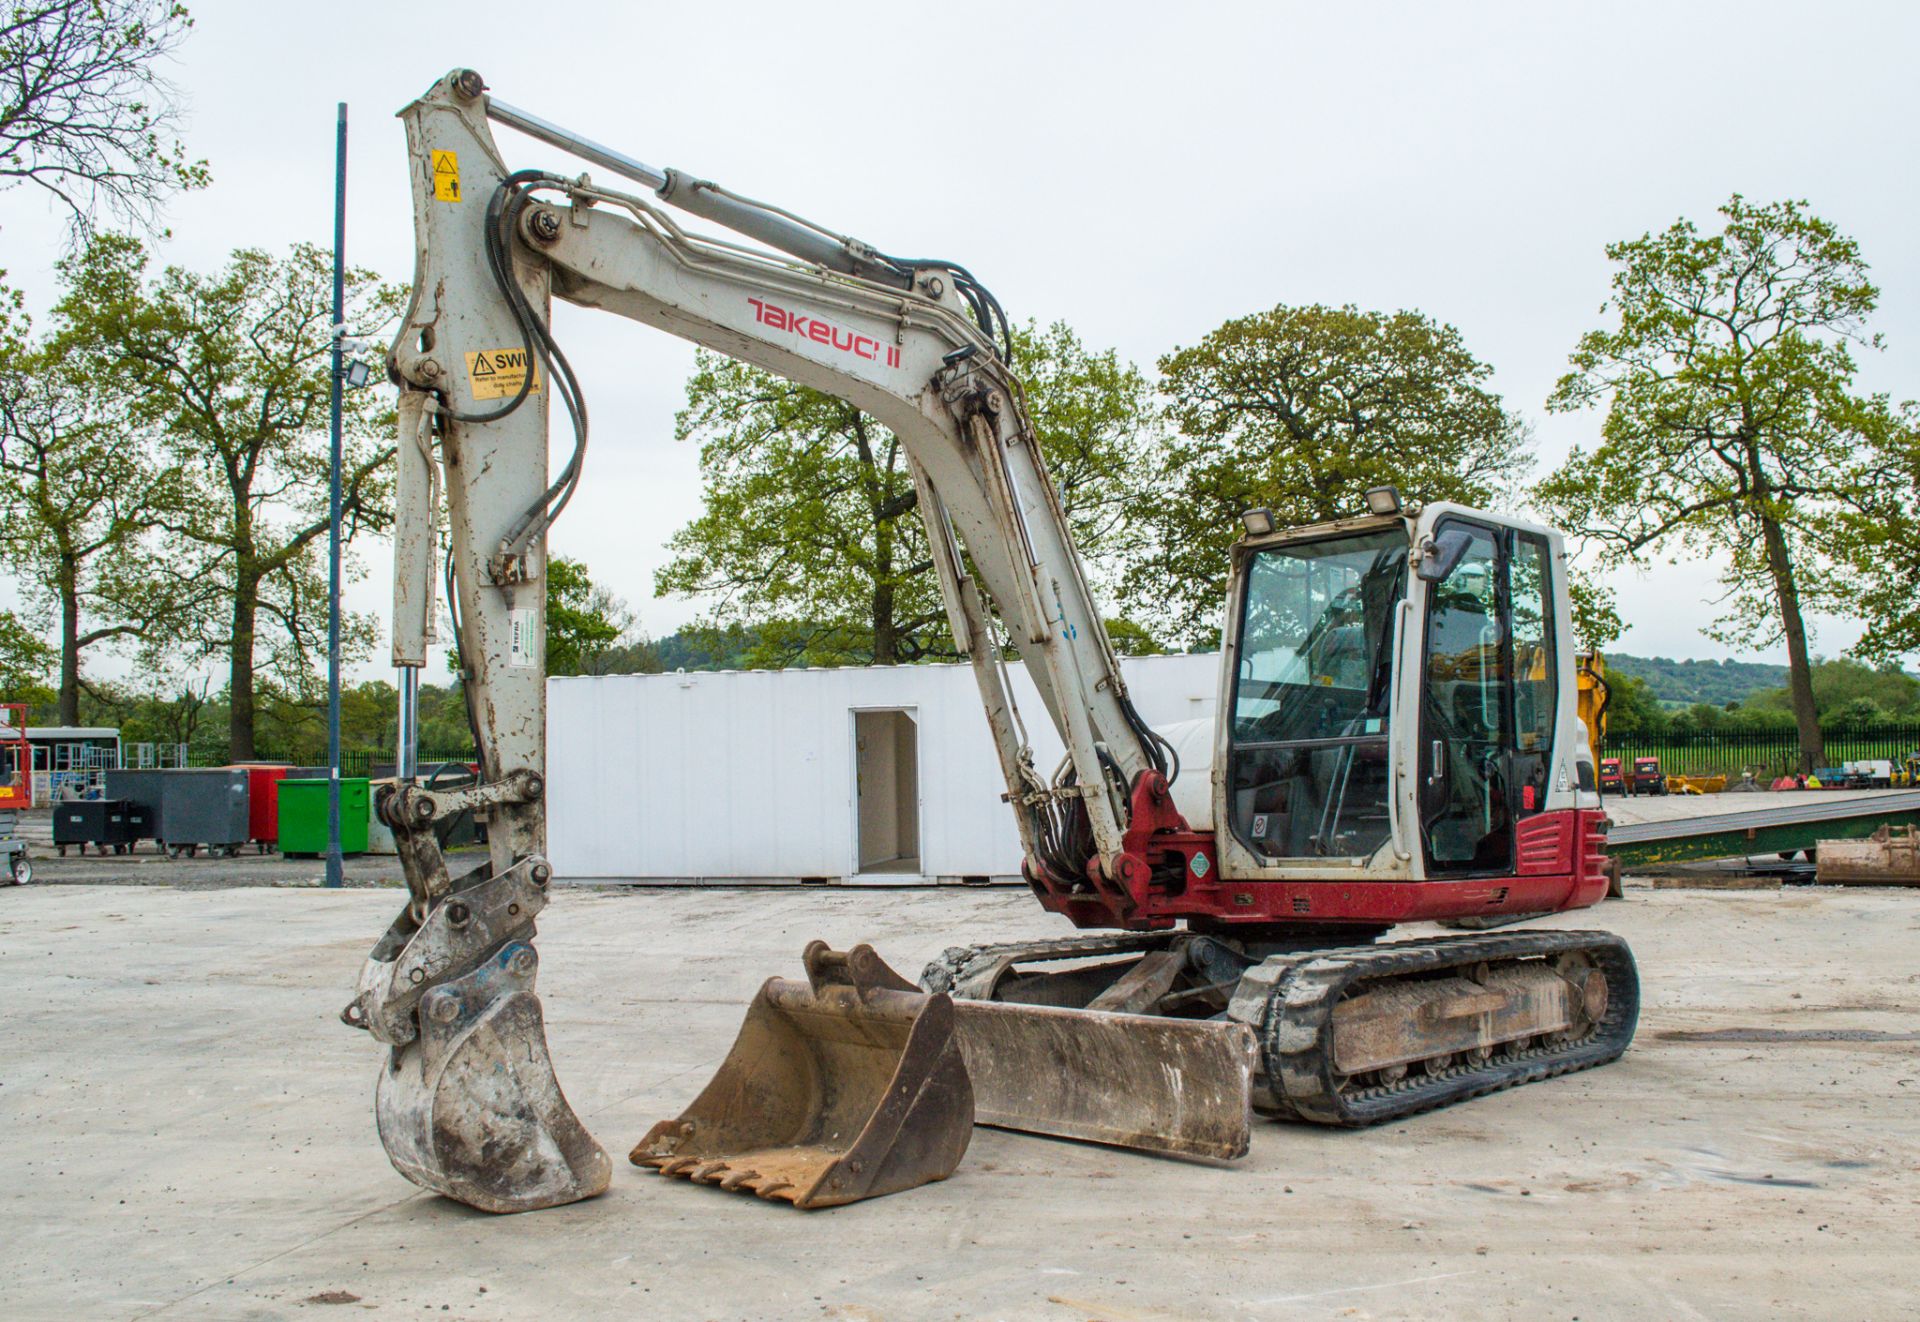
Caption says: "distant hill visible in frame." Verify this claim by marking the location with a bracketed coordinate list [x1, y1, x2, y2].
[1602, 653, 1788, 709]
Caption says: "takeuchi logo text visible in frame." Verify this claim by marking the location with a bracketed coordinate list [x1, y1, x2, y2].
[748, 298, 900, 367]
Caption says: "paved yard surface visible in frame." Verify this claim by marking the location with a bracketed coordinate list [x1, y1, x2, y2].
[2, 878, 1917, 1320]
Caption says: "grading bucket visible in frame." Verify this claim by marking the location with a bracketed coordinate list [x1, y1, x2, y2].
[632, 942, 972, 1209]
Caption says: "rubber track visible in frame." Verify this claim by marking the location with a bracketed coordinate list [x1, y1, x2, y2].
[1252, 929, 1640, 1126]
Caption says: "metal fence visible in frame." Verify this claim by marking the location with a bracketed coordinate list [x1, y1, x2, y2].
[150, 748, 479, 775]
[340, 749, 479, 778]
[30, 769, 105, 805]
[1602, 724, 1920, 779]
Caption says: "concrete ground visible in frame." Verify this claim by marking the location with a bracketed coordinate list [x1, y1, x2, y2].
[2, 874, 1918, 1320]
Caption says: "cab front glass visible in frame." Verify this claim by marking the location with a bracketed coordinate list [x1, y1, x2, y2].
[1227, 527, 1408, 860]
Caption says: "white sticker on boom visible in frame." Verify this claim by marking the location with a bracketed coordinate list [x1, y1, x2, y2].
[508, 608, 536, 668]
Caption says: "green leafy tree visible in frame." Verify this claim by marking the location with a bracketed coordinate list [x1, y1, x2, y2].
[0, 1, 209, 235]
[0, 323, 180, 722]
[1742, 658, 1920, 725]
[1130, 303, 1532, 645]
[1567, 574, 1623, 652]
[657, 347, 935, 668]
[1827, 696, 1891, 726]
[546, 555, 635, 676]
[445, 555, 639, 679]
[654, 624, 762, 671]
[239, 676, 390, 765]
[1536, 196, 1898, 771]
[0, 607, 53, 703]
[658, 320, 1153, 666]
[415, 682, 479, 756]
[587, 637, 665, 675]
[1103, 617, 1164, 657]
[1603, 653, 1789, 707]
[1826, 411, 1920, 664]
[81, 671, 222, 761]
[1596, 672, 1668, 740]
[52, 235, 404, 759]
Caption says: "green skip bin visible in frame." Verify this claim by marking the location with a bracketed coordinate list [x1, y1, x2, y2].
[278, 777, 371, 856]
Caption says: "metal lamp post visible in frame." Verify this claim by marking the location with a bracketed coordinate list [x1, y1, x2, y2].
[325, 103, 378, 888]
[325, 101, 348, 889]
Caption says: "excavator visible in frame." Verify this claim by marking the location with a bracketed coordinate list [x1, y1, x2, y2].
[342, 69, 1640, 1215]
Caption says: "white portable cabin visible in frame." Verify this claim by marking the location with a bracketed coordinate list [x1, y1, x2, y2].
[547, 652, 1220, 882]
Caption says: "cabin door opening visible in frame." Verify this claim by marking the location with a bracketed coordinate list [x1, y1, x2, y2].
[853, 708, 920, 875]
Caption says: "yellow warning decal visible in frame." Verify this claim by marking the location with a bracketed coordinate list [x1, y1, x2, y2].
[464, 347, 541, 399]
[431, 149, 461, 202]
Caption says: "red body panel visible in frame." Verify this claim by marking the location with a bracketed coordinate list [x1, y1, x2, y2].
[1515, 811, 1575, 875]
[1030, 782, 1611, 932]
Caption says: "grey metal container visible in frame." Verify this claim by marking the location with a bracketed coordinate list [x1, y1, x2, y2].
[106, 769, 250, 852]
[103, 770, 169, 841]
[152, 769, 250, 851]
[52, 799, 134, 852]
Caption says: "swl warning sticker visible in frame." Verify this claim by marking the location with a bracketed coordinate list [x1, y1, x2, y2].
[464, 347, 541, 399]
[432, 150, 461, 202]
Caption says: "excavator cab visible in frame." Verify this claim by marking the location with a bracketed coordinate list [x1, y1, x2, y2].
[1215, 499, 1606, 906]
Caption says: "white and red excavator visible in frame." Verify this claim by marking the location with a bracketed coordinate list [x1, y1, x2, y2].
[342, 69, 1638, 1214]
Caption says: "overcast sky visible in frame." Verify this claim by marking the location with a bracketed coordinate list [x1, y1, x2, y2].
[3, 0, 1916, 684]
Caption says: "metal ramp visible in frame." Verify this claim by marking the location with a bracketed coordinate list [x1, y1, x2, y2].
[1606, 790, 1920, 867]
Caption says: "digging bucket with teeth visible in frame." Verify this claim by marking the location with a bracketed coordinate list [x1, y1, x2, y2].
[632, 942, 973, 1209]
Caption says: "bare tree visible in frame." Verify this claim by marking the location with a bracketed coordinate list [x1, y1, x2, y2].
[0, 1, 208, 235]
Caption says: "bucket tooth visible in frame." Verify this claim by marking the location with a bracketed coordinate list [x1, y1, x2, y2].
[634, 942, 974, 1209]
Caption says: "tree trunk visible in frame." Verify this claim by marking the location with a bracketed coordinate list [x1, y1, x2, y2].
[872, 580, 897, 664]
[228, 571, 257, 762]
[870, 470, 897, 664]
[1758, 511, 1824, 772]
[57, 556, 80, 726]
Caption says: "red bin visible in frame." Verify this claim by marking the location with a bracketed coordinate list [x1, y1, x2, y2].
[225, 764, 294, 849]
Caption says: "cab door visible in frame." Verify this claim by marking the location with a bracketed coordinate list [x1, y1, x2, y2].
[1417, 518, 1514, 875]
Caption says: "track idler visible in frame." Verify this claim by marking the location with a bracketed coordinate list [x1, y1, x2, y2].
[633, 942, 973, 1208]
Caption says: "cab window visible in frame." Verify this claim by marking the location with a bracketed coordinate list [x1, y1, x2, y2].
[1509, 533, 1557, 809]
[1229, 526, 1408, 860]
